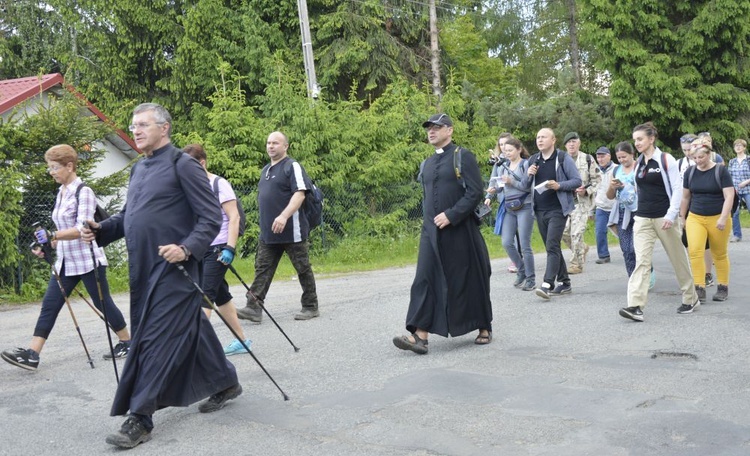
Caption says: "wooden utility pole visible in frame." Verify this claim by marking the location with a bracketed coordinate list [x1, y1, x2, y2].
[297, 0, 320, 99]
[429, 0, 441, 102]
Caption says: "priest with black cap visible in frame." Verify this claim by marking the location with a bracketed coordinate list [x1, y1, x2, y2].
[392, 113, 493, 354]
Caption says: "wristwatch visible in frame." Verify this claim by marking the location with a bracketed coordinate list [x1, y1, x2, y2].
[179, 245, 191, 259]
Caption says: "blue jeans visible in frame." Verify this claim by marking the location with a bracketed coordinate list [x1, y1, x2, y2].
[595, 208, 611, 259]
[731, 193, 750, 239]
[617, 210, 636, 276]
[501, 203, 535, 280]
[535, 208, 569, 288]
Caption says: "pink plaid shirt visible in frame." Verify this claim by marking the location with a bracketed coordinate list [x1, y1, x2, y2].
[52, 178, 108, 276]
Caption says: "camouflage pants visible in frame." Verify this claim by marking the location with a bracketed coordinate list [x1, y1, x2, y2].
[562, 203, 590, 268]
[249, 240, 318, 309]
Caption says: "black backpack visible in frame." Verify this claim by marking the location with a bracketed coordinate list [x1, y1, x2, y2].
[282, 159, 324, 230]
[211, 177, 247, 237]
[685, 164, 740, 214]
[74, 184, 110, 222]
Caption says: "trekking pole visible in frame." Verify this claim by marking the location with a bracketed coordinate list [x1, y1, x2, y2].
[72, 287, 106, 322]
[30, 227, 95, 369]
[227, 264, 300, 352]
[85, 223, 119, 383]
[174, 263, 290, 401]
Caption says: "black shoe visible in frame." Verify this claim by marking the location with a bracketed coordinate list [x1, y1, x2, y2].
[513, 272, 526, 288]
[619, 306, 644, 322]
[294, 308, 320, 320]
[549, 283, 572, 296]
[677, 299, 700, 314]
[105, 416, 152, 448]
[535, 283, 552, 300]
[1, 347, 39, 371]
[705, 273, 715, 287]
[198, 383, 243, 413]
[595, 257, 611, 264]
[103, 341, 131, 360]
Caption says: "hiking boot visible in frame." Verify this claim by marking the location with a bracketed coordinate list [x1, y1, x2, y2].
[237, 292, 263, 322]
[695, 286, 706, 304]
[198, 383, 243, 413]
[521, 278, 536, 291]
[549, 283, 572, 296]
[568, 265, 583, 274]
[619, 306, 644, 322]
[1, 347, 39, 371]
[712, 284, 728, 302]
[513, 272, 526, 288]
[677, 299, 701, 314]
[105, 416, 151, 448]
[535, 283, 552, 300]
[224, 339, 252, 356]
[705, 273, 715, 288]
[595, 257, 611, 264]
[294, 308, 320, 320]
[103, 340, 131, 360]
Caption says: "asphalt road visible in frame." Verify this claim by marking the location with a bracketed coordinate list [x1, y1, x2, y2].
[1, 233, 750, 456]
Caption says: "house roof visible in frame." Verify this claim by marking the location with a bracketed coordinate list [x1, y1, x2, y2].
[0, 73, 139, 155]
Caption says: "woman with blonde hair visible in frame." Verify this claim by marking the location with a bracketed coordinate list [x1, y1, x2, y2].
[680, 143, 734, 302]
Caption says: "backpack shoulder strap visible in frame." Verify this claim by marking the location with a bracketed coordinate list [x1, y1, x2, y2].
[686, 165, 697, 188]
[454, 147, 466, 189]
[417, 159, 427, 184]
[211, 176, 221, 196]
[660, 152, 671, 189]
[613, 165, 620, 177]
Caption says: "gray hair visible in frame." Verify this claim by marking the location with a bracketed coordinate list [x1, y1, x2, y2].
[133, 103, 172, 136]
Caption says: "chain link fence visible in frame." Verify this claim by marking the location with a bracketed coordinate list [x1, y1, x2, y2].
[3, 181, 473, 295]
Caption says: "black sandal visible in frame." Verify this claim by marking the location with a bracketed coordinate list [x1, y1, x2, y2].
[392, 333, 429, 354]
[474, 331, 492, 345]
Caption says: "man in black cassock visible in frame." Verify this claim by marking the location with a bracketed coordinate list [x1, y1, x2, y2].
[393, 113, 493, 355]
[84, 103, 241, 449]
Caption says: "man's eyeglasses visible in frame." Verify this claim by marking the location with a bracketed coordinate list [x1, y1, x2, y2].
[425, 124, 445, 132]
[128, 122, 165, 132]
[265, 167, 271, 180]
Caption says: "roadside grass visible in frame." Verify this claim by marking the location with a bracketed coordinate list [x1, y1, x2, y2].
[3, 211, 749, 305]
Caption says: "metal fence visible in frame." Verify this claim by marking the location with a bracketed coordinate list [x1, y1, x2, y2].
[2, 182, 444, 295]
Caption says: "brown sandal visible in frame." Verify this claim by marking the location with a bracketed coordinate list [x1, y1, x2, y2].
[392, 333, 428, 354]
[474, 331, 492, 345]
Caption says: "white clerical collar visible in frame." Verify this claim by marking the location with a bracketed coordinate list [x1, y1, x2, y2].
[435, 148, 444, 154]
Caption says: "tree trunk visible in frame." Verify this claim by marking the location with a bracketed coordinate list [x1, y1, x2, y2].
[566, 0, 581, 87]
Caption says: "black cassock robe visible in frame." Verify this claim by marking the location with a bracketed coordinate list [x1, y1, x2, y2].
[406, 143, 493, 337]
[99, 143, 238, 417]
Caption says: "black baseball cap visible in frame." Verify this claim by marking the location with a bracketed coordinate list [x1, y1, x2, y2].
[422, 113, 454, 128]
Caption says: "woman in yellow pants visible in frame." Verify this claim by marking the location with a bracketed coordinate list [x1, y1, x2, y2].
[679, 143, 735, 303]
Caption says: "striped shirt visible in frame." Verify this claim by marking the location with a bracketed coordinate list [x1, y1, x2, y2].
[52, 178, 108, 276]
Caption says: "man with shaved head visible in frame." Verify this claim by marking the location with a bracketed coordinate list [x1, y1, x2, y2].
[522, 128, 582, 300]
[237, 131, 320, 322]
